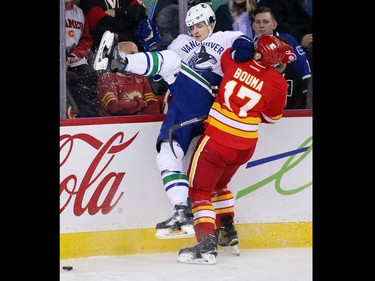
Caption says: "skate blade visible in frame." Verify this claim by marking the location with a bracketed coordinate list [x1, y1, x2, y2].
[222, 245, 240, 256]
[177, 253, 216, 265]
[93, 31, 114, 71]
[156, 226, 195, 239]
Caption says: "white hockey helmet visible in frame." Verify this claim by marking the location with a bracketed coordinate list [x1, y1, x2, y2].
[185, 3, 216, 29]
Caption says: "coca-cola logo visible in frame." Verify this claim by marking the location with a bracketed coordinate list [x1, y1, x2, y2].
[60, 131, 138, 216]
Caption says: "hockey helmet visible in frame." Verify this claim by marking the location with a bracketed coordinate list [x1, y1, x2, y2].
[254, 34, 295, 68]
[185, 3, 215, 28]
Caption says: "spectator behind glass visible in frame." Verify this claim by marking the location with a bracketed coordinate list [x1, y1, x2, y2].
[275, 36, 306, 109]
[96, 41, 161, 116]
[266, 0, 312, 67]
[252, 6, 311, 98]
[153, 0, 176, 17]
[154, 0, 179, 50]
[214, 0, 257, 39]
[65, 0, 99, 118]
[78, 0, 147, 51]
[154, 0, 212, 50]
[277, 63, 306, 109]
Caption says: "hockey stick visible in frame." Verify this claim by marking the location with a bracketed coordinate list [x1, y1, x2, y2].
[148, 0, 158, 20]
[168, 115, 207, 158]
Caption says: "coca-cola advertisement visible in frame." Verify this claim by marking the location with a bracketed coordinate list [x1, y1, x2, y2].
[60, 116, 312, 234]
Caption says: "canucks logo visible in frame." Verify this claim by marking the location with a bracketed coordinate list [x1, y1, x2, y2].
[188, 46, 217, 73]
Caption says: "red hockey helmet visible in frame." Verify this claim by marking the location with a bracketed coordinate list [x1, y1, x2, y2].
[254, 34, 294, 68]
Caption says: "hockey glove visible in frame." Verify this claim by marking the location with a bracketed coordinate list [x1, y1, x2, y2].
[230, 35, 255, 62]
[280, 44, 297, 64]
[135, 19, 161, 51]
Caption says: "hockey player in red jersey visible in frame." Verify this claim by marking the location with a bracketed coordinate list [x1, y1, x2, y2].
[176, 34, 297, 265]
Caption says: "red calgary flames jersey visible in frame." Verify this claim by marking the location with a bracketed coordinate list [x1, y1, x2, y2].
[204, 48, 288, 150]
[97, 72, 160, 116]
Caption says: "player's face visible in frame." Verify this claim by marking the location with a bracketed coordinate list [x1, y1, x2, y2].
[252, 12, 277, 36]
[188, 21, 211, 42]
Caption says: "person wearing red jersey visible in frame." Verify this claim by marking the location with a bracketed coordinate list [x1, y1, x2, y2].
[177, 34, 296, 265]
[96, 41, 161, 115]
[65, 0, 99, 117]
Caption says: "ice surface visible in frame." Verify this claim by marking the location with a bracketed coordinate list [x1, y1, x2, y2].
[60, 248, 312, 281]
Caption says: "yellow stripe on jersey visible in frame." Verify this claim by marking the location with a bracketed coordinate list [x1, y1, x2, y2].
[188, 135, 209, 186]
[207, 116, 259, 139]
[143, 92, 158, 103]
[102, 92, 118, 110]
[206, 102, 262, 139]
[192, 203, 215, 213]
[261, 112, 283, 123]
[211, 193, 233, 202]
[194, 217, 216, 225]
[215, 206, 235, 214]
[211, 102, 261, 125]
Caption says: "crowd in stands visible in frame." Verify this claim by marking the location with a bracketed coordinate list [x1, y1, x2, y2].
[64, 0, 313, 118]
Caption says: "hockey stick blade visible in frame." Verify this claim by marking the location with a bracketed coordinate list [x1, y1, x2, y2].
[168, 115, 207, 158]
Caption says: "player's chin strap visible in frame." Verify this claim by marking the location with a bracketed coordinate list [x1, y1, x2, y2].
[168, 115, 208, 158]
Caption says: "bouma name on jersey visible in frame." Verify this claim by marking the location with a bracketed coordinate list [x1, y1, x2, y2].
[233, 68, 264, 92]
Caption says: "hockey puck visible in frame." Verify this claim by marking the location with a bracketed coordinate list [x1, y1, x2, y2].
[62, 266, 73, 271]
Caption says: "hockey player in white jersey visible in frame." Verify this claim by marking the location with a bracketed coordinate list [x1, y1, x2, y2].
[93, 3, 255, 247]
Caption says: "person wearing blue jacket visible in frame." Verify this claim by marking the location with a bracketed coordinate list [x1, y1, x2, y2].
[252, 5, 311, 95]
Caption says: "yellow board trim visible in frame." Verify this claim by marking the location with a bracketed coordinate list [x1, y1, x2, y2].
[60, 222, 312, 259]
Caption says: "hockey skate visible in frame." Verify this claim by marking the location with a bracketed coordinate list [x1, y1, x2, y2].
[215, 215, 240, 256]
[155, 204, 195, 239]
[177, 234, 218, 265]
[93, 30, 117, 71]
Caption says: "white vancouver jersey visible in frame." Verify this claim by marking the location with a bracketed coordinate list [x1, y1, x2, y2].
[167, 31, 244, 77]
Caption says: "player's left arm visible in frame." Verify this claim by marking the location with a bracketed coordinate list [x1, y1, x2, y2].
[260, 75, 289, 124]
